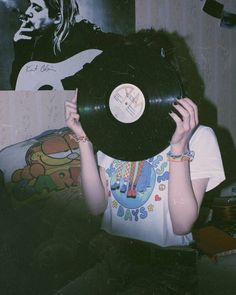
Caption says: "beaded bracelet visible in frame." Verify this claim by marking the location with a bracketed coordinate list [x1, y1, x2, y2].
[167, 150, 195, 162]
[69, 134, 90, 144]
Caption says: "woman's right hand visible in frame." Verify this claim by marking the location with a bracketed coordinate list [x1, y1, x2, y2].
[65, 89, 87, 137]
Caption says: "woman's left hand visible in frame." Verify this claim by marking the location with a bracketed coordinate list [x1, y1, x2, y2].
[169, 97, 199, 154]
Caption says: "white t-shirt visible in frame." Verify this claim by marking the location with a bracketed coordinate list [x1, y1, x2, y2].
[97, 125, 225, 247]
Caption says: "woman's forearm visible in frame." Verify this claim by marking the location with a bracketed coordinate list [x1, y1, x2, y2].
[168, 160, 199, 235]
[64, 93, 107, 216]
[78, 139, 108, 215]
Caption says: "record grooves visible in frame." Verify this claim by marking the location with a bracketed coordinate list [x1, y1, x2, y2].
[77, 42, 183, 161]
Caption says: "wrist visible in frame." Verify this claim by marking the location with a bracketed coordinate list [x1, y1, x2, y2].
[74, 131, 87, 138]
[69, 133, 90, 144]
[167, 150, 195, 162]
[170, 143, 189, 155]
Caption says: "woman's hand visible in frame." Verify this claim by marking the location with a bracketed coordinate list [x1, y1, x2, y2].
[65, 89, 87, 137]
[169, 97, 198, 154]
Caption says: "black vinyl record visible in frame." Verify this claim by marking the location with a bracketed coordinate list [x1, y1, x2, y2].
[77, 41, 183, 161]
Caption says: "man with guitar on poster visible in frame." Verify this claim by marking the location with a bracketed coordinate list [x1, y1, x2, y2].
[10, 0, 122, 90]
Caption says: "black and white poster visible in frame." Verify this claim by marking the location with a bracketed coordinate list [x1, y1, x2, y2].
[0, 0, 135, 90]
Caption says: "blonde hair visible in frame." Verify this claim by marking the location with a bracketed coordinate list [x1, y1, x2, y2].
[45, 0, 80, 54]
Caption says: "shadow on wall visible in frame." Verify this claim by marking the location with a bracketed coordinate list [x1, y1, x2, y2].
[168, 31, 235, 199]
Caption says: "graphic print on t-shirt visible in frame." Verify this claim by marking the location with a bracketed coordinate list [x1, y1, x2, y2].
[106, 155, 169, 221]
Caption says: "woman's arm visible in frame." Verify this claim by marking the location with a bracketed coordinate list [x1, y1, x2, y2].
[65, 90, 108, 215]
[168, 98, 208, 235]
[168, 159, 208, 235]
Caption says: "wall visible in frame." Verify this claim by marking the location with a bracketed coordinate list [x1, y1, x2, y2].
[135, 0, 236, 145]
[0, 90, 74, 150]
[135, 0, 236, 190]
[79, 0, 135, 34]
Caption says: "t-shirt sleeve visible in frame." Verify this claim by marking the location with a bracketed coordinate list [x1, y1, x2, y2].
[96, 151, 105, 168]
[96, 151, 113, 169]
[190, 126, 225, 192]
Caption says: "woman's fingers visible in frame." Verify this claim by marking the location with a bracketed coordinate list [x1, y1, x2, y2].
[71, 88, 78, 104]
[169, 98, 198, 148]
[69, 112, 79, 123]
[65, 99, 77, 119]
[65, 89, 79, 119]
[65, 101, 77, 112]
[172, 98, 198, 130]
[182, 97, 199, 126]
[172, 102, 191, 130]
[169, 111, 182, 126]
[64, 90, 87, 137]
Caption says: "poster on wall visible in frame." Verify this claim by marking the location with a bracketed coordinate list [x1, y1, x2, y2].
[0, 0, 135, 202]
[0, 0, 135, 90]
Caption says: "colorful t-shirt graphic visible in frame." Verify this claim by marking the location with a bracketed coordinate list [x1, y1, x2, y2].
[97, 126, 225, 247]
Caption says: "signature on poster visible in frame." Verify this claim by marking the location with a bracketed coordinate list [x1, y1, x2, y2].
[15, 49, 102, 90]
[25, 63, 56, 73]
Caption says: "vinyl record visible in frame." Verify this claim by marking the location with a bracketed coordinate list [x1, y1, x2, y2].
[77, 41, 183, 161]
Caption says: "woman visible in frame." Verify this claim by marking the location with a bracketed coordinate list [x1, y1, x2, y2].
[65, 90, 225, 247]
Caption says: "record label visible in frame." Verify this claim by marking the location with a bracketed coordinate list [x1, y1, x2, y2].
[109, 83, 145, 123]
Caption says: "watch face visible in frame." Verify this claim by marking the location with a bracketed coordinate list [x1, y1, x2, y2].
[109, 83, 146, 124]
